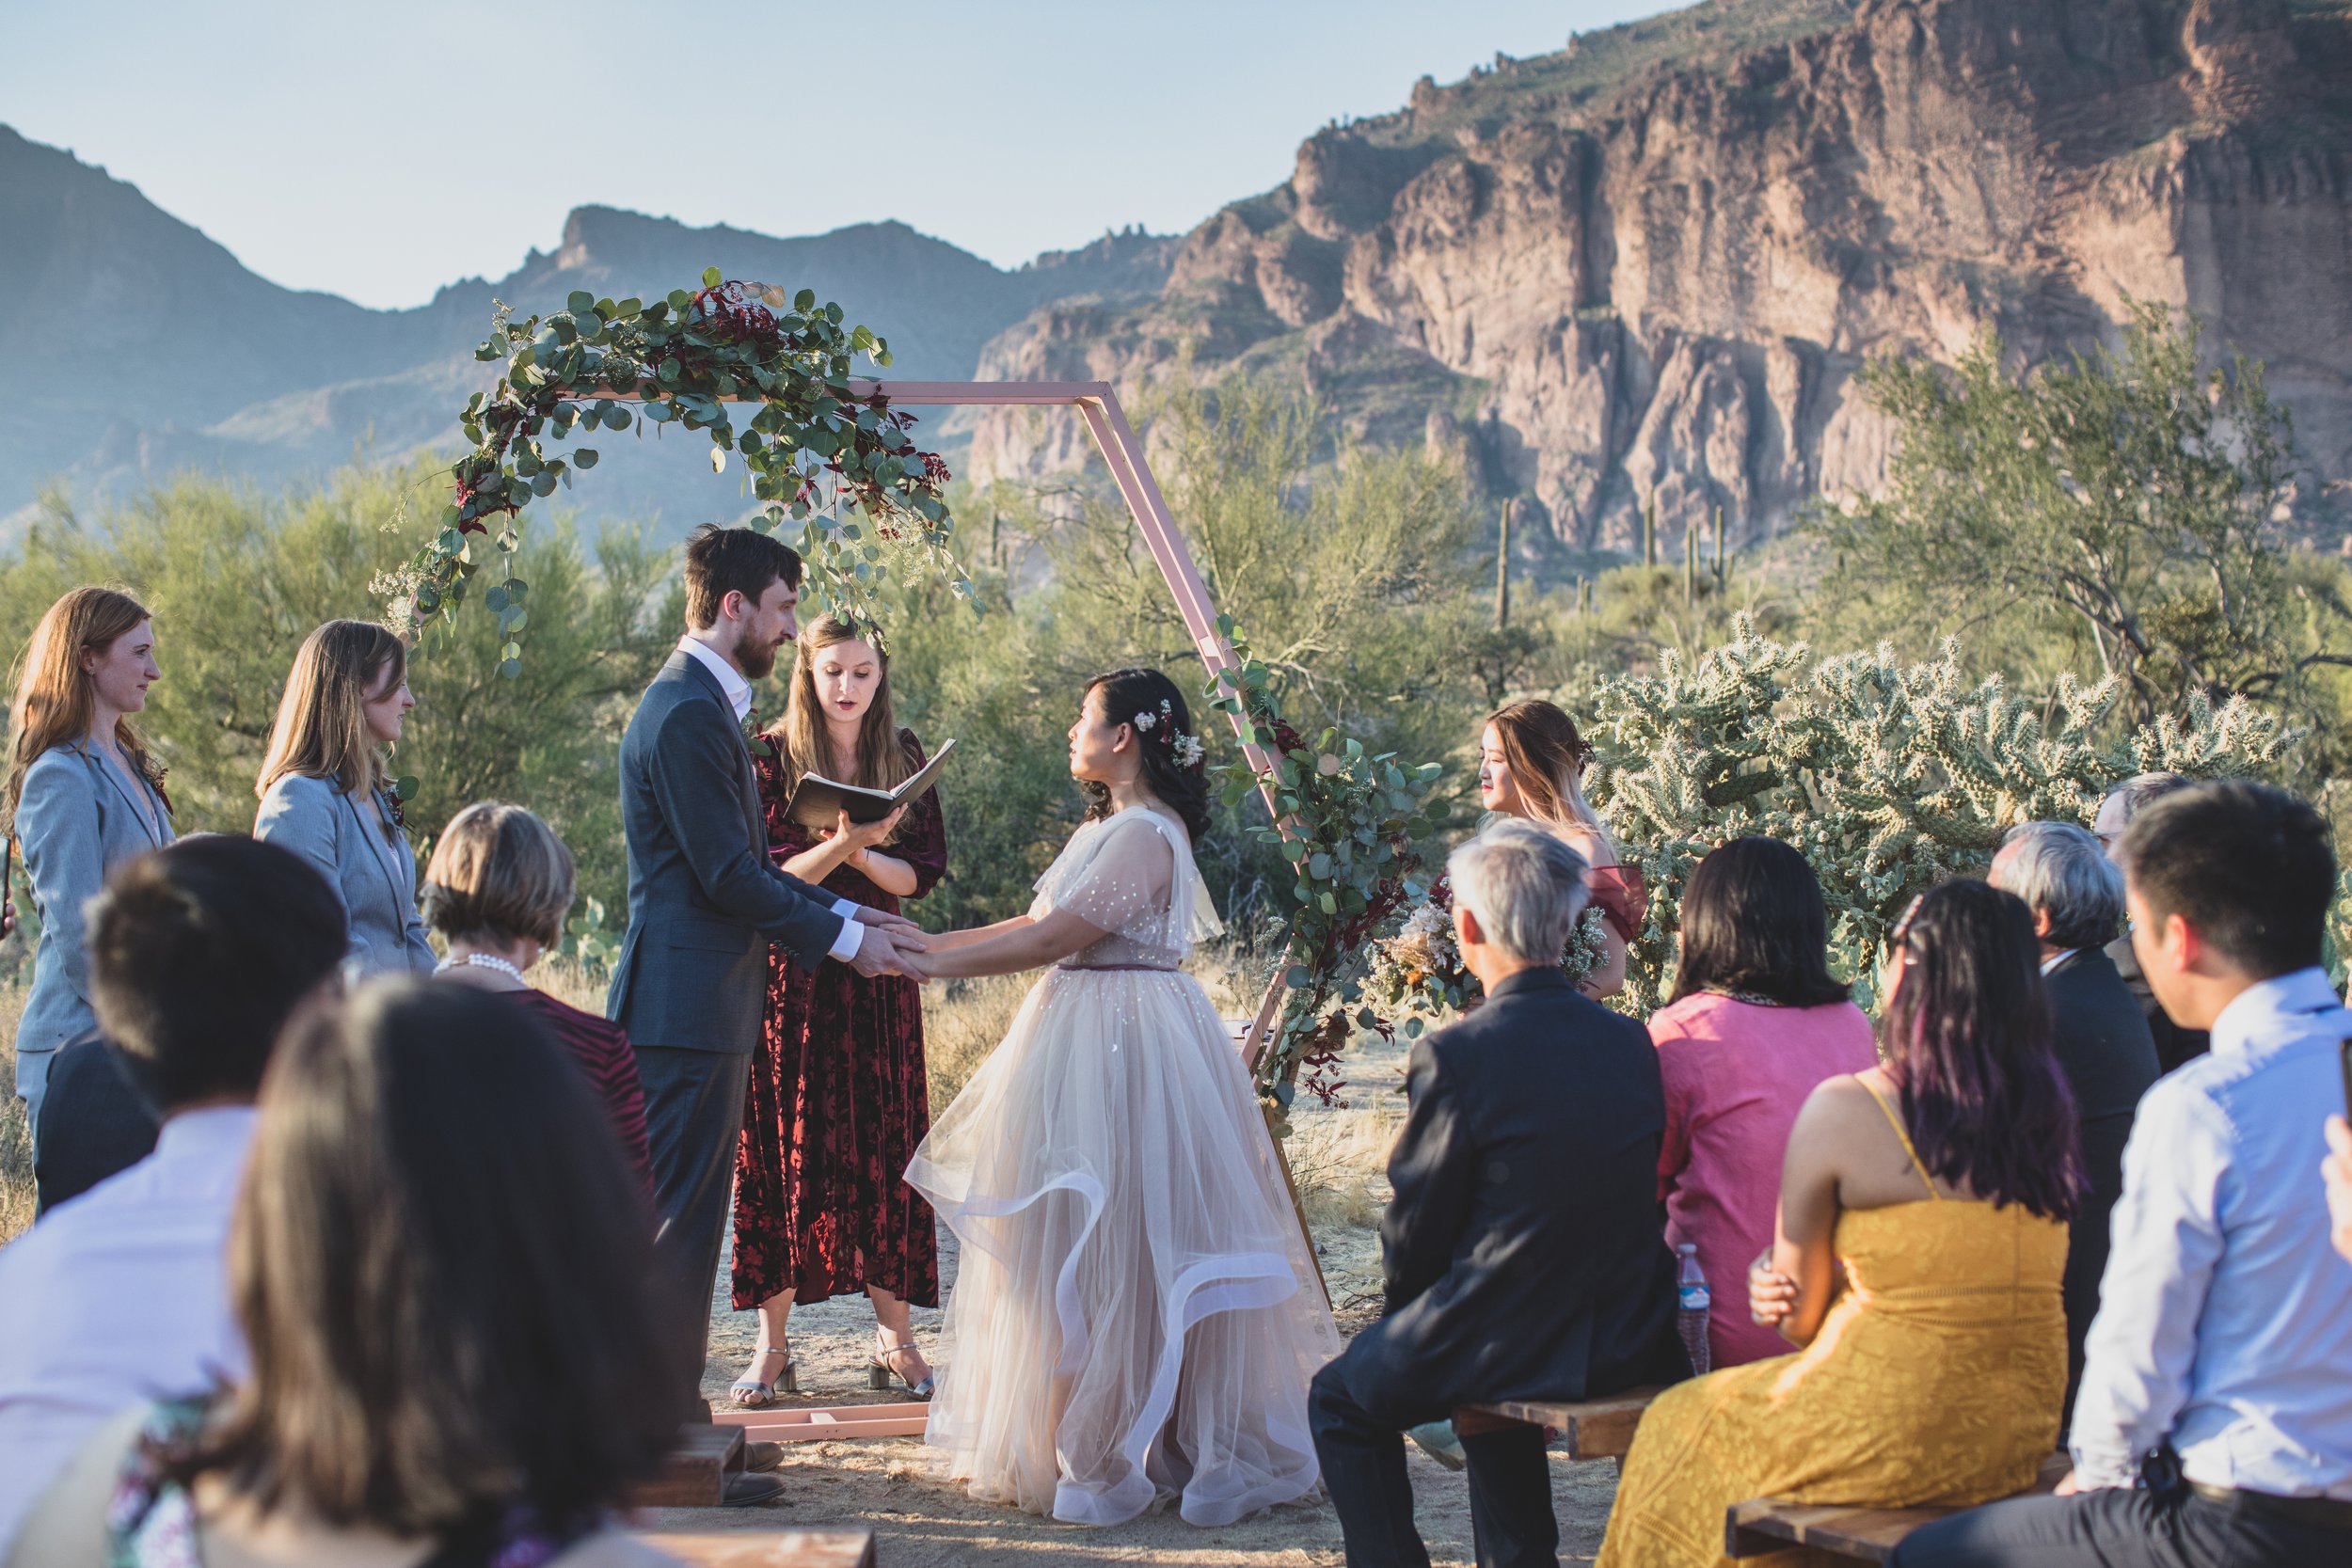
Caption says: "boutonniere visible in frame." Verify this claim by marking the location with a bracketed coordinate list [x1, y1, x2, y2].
[380, 776, 415, 838]
[742, 709, 773, 758]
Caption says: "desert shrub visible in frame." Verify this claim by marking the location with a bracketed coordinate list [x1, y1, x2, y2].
[1577, 617, 2296, 1010]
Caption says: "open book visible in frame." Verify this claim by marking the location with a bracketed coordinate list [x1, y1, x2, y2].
[783, 738, 957, 831]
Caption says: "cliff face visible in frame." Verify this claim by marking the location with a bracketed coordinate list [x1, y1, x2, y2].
[969, 0, 2352, 550]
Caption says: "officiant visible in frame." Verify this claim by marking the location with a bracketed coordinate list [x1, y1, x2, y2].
[728, 613, 947, 1406]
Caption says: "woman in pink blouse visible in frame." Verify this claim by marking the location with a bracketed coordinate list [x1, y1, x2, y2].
[1648, 837, 1877, 1368]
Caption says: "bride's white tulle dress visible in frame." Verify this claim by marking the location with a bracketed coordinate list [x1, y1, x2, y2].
[905, 805, 1340, 1526]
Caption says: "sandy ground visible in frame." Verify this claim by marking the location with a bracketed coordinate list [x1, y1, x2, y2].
[646, 1030, 1626, 1566]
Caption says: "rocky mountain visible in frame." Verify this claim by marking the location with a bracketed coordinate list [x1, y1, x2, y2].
[967, 0, 2352, 553]
[0, 124, 1177, 527]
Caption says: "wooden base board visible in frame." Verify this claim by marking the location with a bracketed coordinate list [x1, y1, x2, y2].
[714, 1402, 932, 1442]
[631, 1528, 877, 1567]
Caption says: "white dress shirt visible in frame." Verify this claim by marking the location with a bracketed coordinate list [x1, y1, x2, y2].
[0, 1107, 257, 1555]
[675, 635, 865, 964]
[2071, 967, 2352, 1497]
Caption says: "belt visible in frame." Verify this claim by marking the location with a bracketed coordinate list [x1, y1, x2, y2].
[1054, 963, 1178, 974]
[2187, 1482, 2352, 1531]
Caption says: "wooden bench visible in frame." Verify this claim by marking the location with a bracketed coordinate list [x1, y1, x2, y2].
[627, 1425, 748, 1508]
[631, 1529, 876, 1567]
[1455, 1386, 1666, 1461]
[1724, 1452, 2072, 1562]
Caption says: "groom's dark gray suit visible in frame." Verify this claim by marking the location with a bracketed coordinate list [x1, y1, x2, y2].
[611, 647, 848, 1402]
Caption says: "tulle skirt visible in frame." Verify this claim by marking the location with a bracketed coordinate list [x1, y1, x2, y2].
[905, 964, 1340, 1526]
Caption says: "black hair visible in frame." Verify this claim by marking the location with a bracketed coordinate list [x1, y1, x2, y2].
[682, 523, 802, 629]
[1882, 880, 2082, 1223]
[1667, 836, 1852, 1007]
[2118, 780, 2332, 979]
[175, 980, 679, 1537]
[87, 834, 349, 1113]
[1080, 667, 1212, 843]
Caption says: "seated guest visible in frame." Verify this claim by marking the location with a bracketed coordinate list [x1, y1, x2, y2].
[5, 981, 683, 1568]
[421, 801, 652, 1193]
[2092, 772, 2205, 1071]
[1896, 784, 2352, 1567]
[1599, 880, 2081, 1568]
[1311, 819, 1686, 1568]
[1648, 836, 1876, 1370]
[1988, 820, 2159, 1427]
[0, 836, 345, 1556]
[30, 1032, 158, 1213]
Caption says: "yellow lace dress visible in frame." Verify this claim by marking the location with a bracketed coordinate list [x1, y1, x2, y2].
[1596, 1084, 2069, 1568]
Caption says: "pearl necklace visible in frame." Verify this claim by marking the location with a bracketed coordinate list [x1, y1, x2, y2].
[436, 952, 528, 982]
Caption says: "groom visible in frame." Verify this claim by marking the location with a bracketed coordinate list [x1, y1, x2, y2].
[612, 523, 928, 1426]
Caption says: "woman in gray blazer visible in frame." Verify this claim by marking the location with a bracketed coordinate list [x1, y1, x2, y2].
[253, 621, 435, 977]
[5, 588, 175, 1132]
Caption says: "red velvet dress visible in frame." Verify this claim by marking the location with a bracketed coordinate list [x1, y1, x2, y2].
[731, 730, 946, 1309]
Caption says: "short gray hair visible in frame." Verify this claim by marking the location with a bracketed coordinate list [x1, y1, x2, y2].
[1993, 820, 2124, 949]
[1447, 819, 1590, 964]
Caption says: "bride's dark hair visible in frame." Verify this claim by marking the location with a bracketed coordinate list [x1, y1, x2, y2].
[1080, 667, 1213, 843]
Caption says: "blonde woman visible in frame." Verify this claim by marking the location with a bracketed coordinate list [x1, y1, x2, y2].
[254, 621, 434, 976]
[730, 613, 947, 1406]
[3, 588, 174, 1132]
[1477, 699, 1641, 998]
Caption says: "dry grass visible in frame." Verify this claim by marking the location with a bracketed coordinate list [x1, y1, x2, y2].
[0, 982, 34, 1244]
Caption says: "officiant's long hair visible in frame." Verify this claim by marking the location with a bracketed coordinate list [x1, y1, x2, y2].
[772, 614, 917, 838]
[1082, 667, 1211, 843]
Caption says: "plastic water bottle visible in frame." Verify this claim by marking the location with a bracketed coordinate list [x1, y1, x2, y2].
[1676, 1243, 1712, 1376]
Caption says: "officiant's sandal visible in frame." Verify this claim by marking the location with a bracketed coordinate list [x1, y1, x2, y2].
[730, 1345, 797, 1407]
[870, 1332, 934, 1399]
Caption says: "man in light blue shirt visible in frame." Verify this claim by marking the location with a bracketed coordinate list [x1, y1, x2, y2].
[1898, 780, 2352, 1565]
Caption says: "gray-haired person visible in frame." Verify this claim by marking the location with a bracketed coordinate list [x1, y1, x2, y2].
[1311, 818, 1685, 1568]
[1989, 821, 2160, 1430]
[2094, 773, 2207, 1072]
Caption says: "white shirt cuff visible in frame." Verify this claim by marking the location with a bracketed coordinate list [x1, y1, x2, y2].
[829, 916, 865, 963]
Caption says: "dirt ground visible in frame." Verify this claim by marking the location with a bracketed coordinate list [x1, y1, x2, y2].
[654, 1034, 1626, 1566]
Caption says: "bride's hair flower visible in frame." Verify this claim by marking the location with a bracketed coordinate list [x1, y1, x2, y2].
[1133, 709, 1156, 732]
[1172, 732, 1205, 769]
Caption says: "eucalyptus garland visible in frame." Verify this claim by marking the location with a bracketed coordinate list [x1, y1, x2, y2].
[378, 269, 970, 670]
[1205, 614, 1445, 1126]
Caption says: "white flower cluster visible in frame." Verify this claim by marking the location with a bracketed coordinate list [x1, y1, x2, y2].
[1172, 733, 1205, 768]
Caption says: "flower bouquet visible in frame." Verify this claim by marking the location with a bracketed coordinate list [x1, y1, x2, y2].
[1365, 873, 1609, 1029]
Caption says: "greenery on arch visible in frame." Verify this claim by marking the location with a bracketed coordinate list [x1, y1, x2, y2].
[377, 270, 971, 670]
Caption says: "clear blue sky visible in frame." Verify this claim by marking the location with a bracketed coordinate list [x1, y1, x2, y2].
[2, 0, 1673, 309]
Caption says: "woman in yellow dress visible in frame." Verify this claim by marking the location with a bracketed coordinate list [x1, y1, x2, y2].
[1597, 879, 2083, 1568]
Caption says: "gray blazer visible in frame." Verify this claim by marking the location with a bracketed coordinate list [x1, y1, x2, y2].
[13, 743, 176, 1073]
[608, 650, 846, 1052]
[253, 772, 436, 977]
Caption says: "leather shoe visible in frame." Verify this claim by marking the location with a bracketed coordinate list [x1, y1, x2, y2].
[742, 1440, 787, 1473]
[722, 1473, 787, 1507]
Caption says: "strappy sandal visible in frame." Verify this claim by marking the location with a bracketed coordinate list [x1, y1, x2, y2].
[730, 1345, 797, 1408]
[868, 1332, 934, 1400]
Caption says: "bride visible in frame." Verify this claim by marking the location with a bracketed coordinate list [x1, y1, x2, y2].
[907, 667, 1338, 1527]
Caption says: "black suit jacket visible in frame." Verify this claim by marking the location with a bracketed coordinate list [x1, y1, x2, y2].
[607, 650, 847, 1052]
[2045, 947, 2161, 1421]
[1357, 968, 1686, 1415]
[31, 1031, 160, 1214]
[2105, 933, 2209, 1074]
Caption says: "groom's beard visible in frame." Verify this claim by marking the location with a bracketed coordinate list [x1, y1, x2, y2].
[738, 636, 783, 681]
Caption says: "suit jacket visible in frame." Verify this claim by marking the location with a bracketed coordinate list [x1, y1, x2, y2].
[2106, 932, 2209, 1074]
[253, 773, 436, 977]
[13, 743, 175, 1068]
[606, 650, 845, 1053]
[31, 1032, 158, 1214]
[2045, 946, 2161, 1418]
[1358, 967, 1686, 1413]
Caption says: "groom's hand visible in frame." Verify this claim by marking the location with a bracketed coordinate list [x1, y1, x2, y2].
[850, 925, 929, 981]
[856, 907, 925, 940]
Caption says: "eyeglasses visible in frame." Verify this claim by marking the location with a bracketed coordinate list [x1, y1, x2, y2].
[1887, 894, 1926, 949]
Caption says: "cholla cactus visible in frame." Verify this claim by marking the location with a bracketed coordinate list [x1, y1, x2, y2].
[1578, 616, 2295, 1011]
